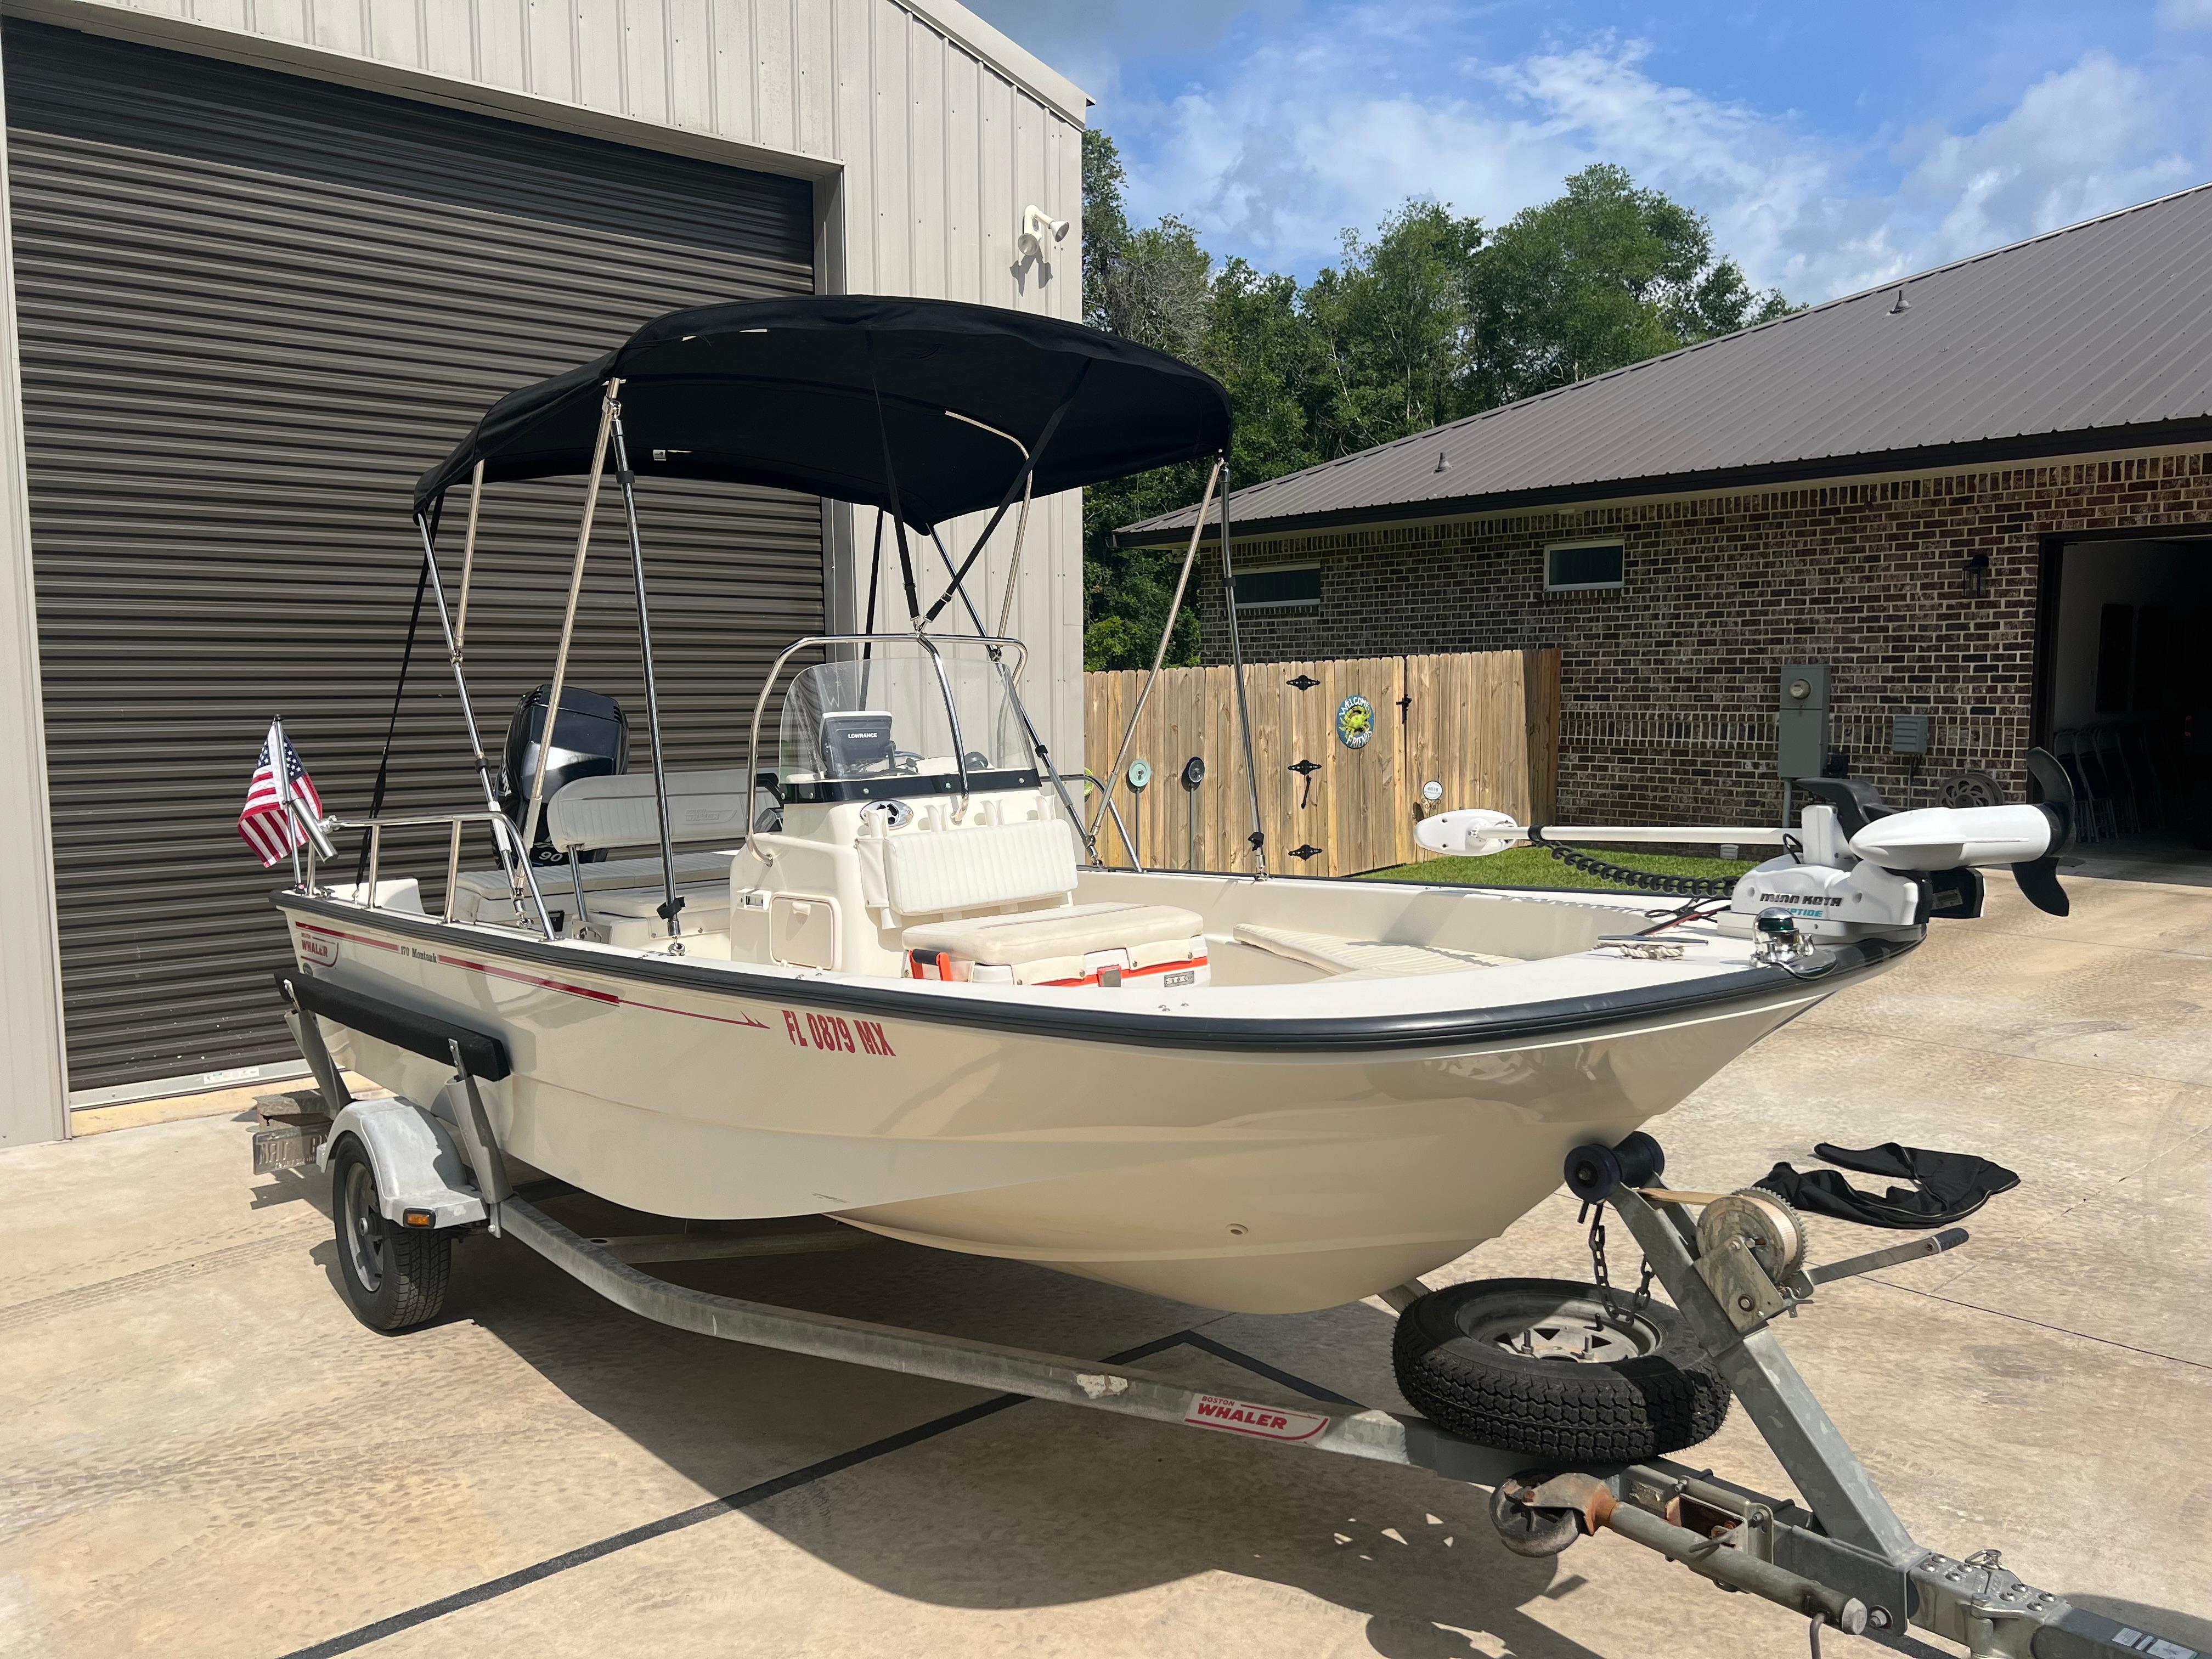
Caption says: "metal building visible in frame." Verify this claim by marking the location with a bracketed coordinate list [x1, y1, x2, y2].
[0, 0, 1088, 1146]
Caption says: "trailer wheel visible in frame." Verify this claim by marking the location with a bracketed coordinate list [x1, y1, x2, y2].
[1393, 1278, 1729, 1462]
[1488, 1470, 1584, 1558]
[330, 1138, 450, 1333]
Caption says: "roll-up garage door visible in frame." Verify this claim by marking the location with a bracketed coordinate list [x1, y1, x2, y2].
[4, 20, 823, 1099]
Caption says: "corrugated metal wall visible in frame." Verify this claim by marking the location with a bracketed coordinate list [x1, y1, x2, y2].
[4, 19, 821, 1092]
[46, 0, 1092, 760]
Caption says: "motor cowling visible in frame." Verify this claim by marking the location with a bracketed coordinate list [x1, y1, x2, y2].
[1728, 856, 1922, 940]
[1846, 803, 2059, 870]
[498, 684, 629, 865]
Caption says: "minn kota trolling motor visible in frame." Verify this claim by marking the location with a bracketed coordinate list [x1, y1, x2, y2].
[1416, 749, 2080, 952]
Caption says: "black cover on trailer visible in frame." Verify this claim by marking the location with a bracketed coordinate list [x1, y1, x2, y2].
[412, 296, 1232, 530]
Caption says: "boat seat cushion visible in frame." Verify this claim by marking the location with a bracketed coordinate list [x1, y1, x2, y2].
[1232, 923, 1514, 978]
[452, 851, 732, 921]
[904, 901, 1206, 987]
[879, 816, 1079, 917]
[546, 768, 765, 853]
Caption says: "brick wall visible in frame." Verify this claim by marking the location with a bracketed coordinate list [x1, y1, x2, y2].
[1192, 447, 2212, 823]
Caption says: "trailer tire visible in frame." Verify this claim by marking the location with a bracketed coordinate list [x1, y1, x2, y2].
[1393, 1278, 1729, 1462]
[330, 1137, 451, 1333]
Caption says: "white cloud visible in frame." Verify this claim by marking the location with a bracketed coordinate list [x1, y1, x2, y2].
[957, 0, 1282, 104]
[1888, 54, 2196, 264]
[1108, 15, 2209, 303]
[2159, 0, 2212, 27]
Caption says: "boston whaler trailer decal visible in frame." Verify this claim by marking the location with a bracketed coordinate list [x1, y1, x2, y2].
[252, 295, 2196, 1655]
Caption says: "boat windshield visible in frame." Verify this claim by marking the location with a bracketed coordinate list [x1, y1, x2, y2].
[778, 640, 1032, 803]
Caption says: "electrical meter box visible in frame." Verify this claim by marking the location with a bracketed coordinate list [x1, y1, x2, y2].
[1778, 663, 1830, 781]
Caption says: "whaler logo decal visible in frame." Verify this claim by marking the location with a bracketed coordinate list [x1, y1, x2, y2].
[1182, 1393, 1329, 1442]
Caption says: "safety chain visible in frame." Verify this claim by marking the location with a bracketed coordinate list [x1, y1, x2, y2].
[1583, 1201, 1656, 1320]
[1530, 827, 1739, 898]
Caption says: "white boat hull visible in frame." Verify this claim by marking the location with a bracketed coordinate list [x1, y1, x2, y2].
[280, 887, 1906, 1313]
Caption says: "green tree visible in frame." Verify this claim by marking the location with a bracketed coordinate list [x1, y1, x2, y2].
[1082, 128, 1218, 669]
[1076, 142, 1795, 670]
[1305, 201, 1485, 455]
[1470, 163, 1790, 405]
[1205, 256, 1321, 487]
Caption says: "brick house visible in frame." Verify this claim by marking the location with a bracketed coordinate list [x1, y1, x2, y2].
[1119, 187, 2212, 830]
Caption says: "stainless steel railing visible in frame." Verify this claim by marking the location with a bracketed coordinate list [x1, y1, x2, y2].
[311, 810, 555, 936]
[1079, 771, 1140, 872]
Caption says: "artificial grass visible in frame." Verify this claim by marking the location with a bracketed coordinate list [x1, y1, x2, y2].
[1361, 844, 1759, 891]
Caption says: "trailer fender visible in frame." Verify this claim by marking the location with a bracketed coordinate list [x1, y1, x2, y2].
[317, 1097, 487, 1228]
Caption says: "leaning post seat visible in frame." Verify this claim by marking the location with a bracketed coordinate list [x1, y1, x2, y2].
[545, 767, 774, 854]
[902, 902, 1209, 988]
[870, 816, 1209, 988]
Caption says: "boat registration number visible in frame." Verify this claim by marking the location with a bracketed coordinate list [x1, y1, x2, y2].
[782, 1008, 896, 1057]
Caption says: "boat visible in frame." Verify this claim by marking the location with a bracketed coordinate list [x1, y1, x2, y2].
[267, 296, 2065, 1316]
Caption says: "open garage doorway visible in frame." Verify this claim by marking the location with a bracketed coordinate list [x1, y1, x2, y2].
[2037, 529, 2212, 883]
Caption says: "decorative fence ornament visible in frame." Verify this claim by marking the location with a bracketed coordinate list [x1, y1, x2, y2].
[1336, 694, 1374, 750]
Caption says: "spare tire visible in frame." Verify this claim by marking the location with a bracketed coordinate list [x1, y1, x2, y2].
[1393, 1277, 1730, 1462]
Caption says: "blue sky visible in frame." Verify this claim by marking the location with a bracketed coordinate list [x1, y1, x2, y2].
[965, 0, 2212, 302]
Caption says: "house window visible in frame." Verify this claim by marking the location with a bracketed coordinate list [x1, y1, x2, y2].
[1545, 540, 1624, 592]
[1233, 562, 1321, 611]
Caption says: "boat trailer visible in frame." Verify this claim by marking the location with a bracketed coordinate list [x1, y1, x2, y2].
[266, 1005, 2198, 1659]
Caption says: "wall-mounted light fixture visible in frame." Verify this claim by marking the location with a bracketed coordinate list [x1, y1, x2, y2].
[1962, 552, 1990, 599]
[1016, 205, 1069, 267]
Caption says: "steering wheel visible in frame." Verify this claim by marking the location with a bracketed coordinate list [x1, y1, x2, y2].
[962, 751, 992, 770]
[891, 748, 923, 774]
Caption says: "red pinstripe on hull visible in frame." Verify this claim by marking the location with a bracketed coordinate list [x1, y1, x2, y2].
[291, 921, 768, 1030]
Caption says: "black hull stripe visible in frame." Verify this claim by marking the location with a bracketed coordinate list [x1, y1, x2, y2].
[272, 891, 1917, 1054]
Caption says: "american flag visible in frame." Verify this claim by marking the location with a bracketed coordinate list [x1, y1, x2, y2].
[239, 723, 325, 868]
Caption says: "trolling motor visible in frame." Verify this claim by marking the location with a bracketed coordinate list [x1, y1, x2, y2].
[1415, 748, 2079, 939]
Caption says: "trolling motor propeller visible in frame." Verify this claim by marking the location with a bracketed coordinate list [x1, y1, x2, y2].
[2013, 747, 2077, 916]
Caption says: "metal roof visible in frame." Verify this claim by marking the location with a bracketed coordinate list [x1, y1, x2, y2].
[1120, 183, 2212, 544]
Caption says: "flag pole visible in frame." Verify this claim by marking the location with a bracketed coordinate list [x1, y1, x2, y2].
[270, 719, 303, 888]
[272, 717, 337, 875]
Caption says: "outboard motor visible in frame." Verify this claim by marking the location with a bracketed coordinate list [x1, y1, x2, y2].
[498, 685, 628, 865]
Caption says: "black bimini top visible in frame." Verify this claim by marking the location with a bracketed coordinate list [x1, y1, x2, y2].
[413, 296, 1233, 530]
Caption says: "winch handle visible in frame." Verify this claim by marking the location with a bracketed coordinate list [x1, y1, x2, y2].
[1562, 1132, 1666, 1204]
[1805, 1226, 1969, 1286]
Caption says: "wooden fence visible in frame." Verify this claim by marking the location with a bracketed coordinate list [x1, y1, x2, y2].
[1083, 650, 1560, 877]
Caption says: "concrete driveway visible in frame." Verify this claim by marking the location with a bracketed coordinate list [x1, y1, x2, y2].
[4, 877, 2209, 1657]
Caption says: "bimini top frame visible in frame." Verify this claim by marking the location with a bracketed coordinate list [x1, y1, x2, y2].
[412, 295, 1232, 529]
[363, 296, 1268, 944]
